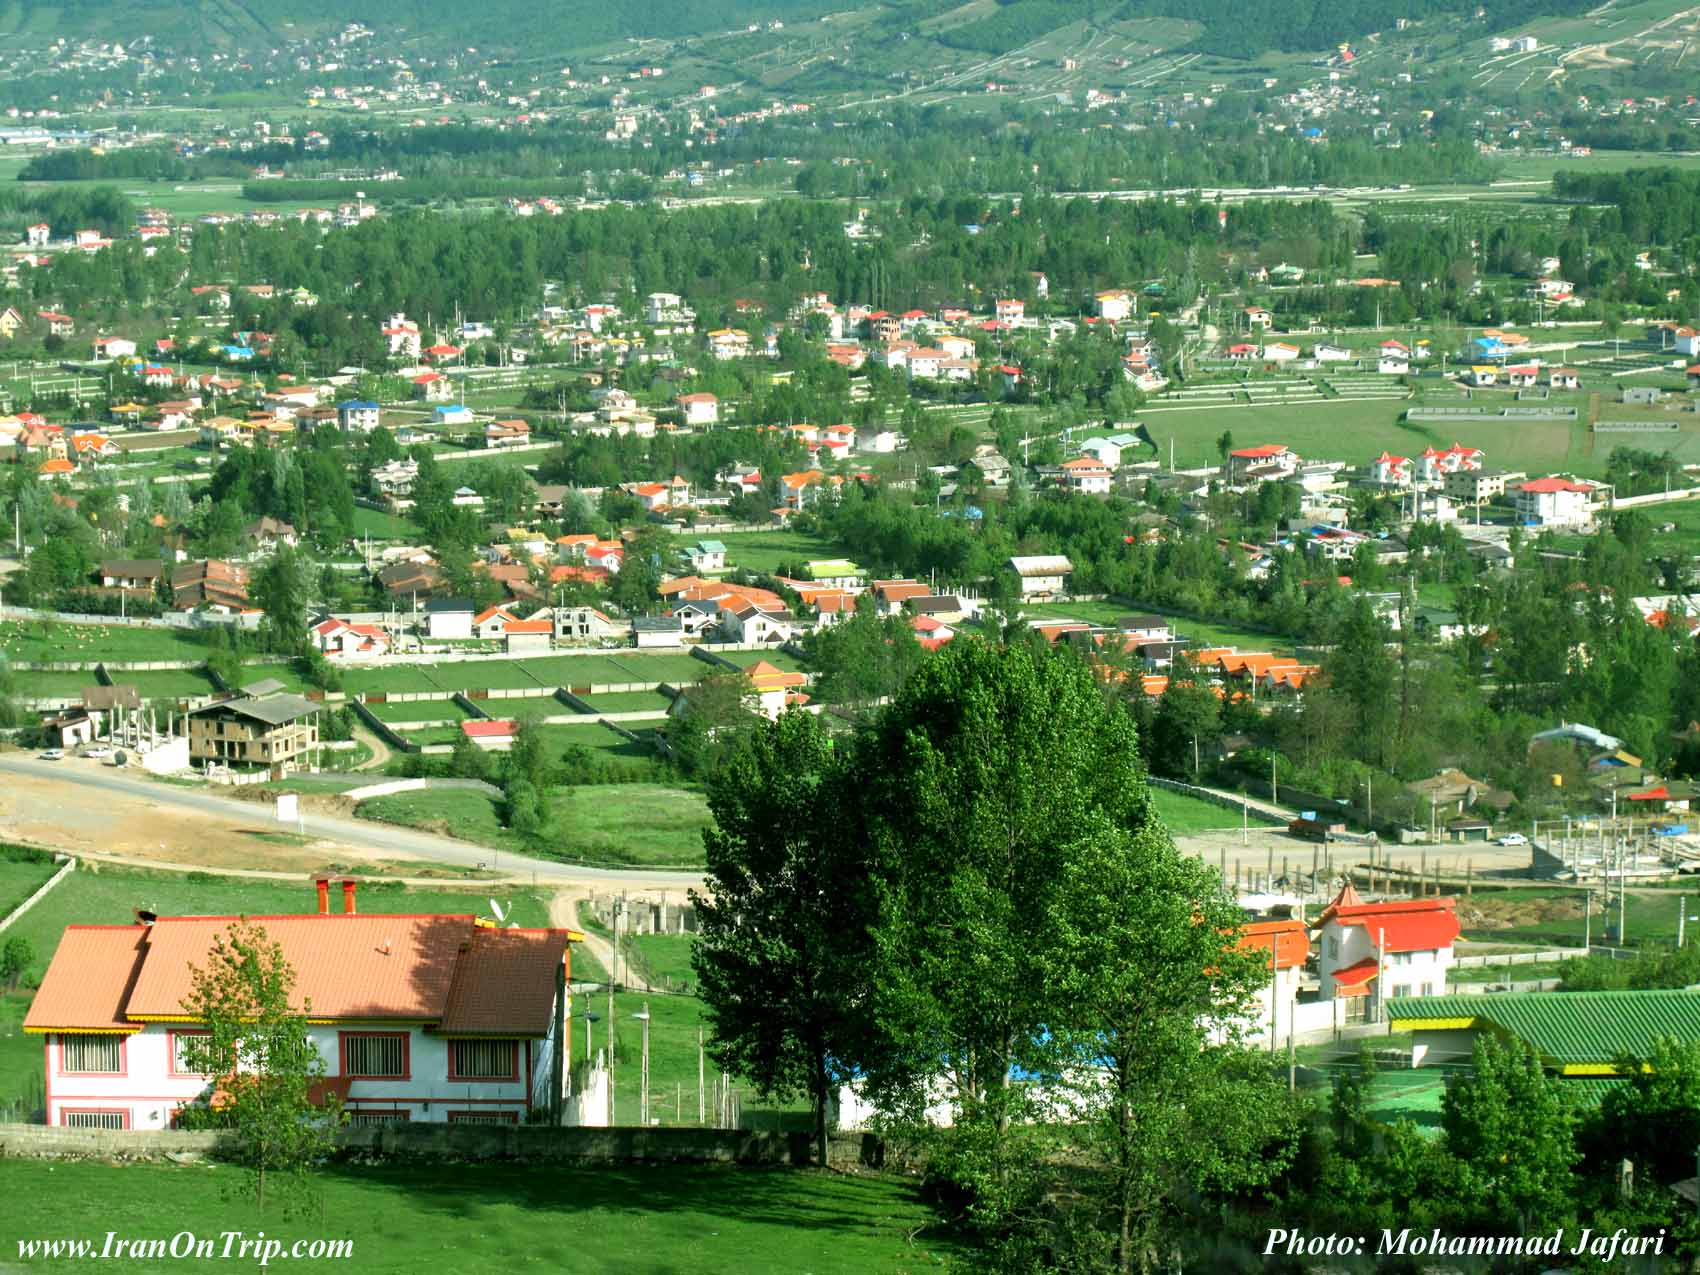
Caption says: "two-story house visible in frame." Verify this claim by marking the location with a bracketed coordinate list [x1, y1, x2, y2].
[185, 693, 321, 774]
[24, 881, 581, 1128]
[1316, 885, 1460, 1021]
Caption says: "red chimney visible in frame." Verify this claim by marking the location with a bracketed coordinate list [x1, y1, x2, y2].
[315, 878, 330, 915]
[341, 879, 358, 915]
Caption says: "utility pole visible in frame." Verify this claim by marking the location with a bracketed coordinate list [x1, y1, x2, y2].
[635, 1003, 651, 1126]
[606, 981, 615, 1126]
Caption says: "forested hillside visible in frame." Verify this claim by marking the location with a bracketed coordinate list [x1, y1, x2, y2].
[14, 0, 1602, 61]
[2, 0, 845, 49]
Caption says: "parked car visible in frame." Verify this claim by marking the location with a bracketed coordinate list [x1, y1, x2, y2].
[1495, 832, 1528, 846]
[83, 746, 114, 759]
[36, 749, 64, 761]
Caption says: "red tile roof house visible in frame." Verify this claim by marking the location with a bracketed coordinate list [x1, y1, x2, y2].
[1314, 883, 1460, 1022]
[24, 880, 582, 1129]
[462, 719, 519, 751]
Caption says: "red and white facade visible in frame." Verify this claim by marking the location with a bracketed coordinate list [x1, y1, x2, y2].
[26, 883, 580, 1129]
[1315, 886, 1459, 1019]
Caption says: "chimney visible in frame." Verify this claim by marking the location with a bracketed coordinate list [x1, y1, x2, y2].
[315, 878, 330, 915]
[342, 879, 358, 915]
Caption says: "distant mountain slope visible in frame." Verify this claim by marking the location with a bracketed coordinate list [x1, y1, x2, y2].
[9, 0, 848, 49]
[933, 0, 1599, 58]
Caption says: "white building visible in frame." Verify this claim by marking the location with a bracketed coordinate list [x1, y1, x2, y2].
[1515, 477, 1597, 528]
[1007, 555, 1073, 599]
[1316, 886, 1459, 1022]
[24, 886, 581, 1128]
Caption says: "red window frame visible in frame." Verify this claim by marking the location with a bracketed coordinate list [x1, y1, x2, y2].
[337, 1031, 411, 1080]
[56, 1034, 128, 1077]
[446, 1039, 520, 1084]
[167, 1029, 212, 1079]
[446, 1110, 519, 1124]
[60, 1108, 130, 1130]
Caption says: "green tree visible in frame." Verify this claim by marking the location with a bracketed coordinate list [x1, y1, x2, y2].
[1044, 815, 1298, 1273]
[252, 545, 311, 656]
[1441, 1035, 1578, 1233]
[0, 936, 34, 990]
[1591, 1037, 1700, 1184]
[666, 671, 755, 777]
[691, 711, 874, 1167]
[848, 640, 1151, 1215]
[176, 920, 342, 1214]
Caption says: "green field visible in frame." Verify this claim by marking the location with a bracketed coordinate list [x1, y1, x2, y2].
[361, 698, 470, 724]
[672, 529, 851, 576]
[0, 1161, 951, 1275]
[1019, 601, 1296, 652]
[358, 783, 710, 867]
[1467, 886, 1687, 948]
[0, 619, 211, 665]
[344, 653, 706, 698]
[0, 850, 59, 916]
[713, 649, 808, 673]
[576, 690, 675, 715]
[349, 506, 426, 540]
[1148, 788, 1280, 836]
[625, 932, 699, 993]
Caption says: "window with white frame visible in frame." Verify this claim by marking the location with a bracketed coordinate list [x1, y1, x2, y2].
[446, 1111, 518, 1125]
[343, 1034, 406, 1078]
[347, 1110, 410, 1126]
[60, 1036, 124, 1073]
[451, 1040, 516, 1080]
[171, 1032, 211, 1077]
[63, 1110, 127, 1130]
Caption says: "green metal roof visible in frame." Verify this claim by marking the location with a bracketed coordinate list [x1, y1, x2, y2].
[1388, 991, 1700, 1065]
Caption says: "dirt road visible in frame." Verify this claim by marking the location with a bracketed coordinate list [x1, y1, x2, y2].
[0, 754, 701, 891]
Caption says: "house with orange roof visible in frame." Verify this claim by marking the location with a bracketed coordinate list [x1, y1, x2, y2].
[1226, 444, 1298, 483]
[38, 457, 76, 477]
[1237, 918, 1309, 1040]
[23, 881, 583, 1129]
[717, 595, 794, 645]
[1316, 883, 1460, 1019]
[870, 578, 931, 615]
[503, 617, 554, 655]
[473, 605, 520, 640]
[1060, 456, 1113, 495]
[741, 659, 810, 719]
[311, 616, 391, 658]
[677, 392, 718, 427]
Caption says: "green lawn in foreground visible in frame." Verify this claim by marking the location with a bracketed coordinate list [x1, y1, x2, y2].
[357, 784, 709, 867]
[1148, 788, 1280, 837]
[0, 992, 40, 1118]
[0, 1160, 953, 1274]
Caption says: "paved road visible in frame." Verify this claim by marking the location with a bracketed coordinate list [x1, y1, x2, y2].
[0, 755, 699, 890]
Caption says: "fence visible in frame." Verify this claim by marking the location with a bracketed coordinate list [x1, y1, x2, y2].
[0, 854, 75, 937]
[0, 1122, 891, 1170]
[343, 777, 504, 802]
[1453, 947, 1584, 969]
[1594, 420, 1681, 432]
[348, 698, 420, 755]
[1405, 406, 1577, 422]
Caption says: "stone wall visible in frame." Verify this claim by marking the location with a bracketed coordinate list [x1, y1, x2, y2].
[0, 1123, 890, 1171]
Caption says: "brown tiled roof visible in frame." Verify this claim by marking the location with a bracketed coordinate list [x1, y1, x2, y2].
[439, 928, 573, 1036]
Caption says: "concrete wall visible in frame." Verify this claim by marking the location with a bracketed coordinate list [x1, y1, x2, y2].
[0, 1123, 890, 1171]
[344, 778, 505, 802]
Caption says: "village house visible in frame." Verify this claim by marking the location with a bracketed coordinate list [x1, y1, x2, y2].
[423, 598, 476, 640]
[1316, 885, 1460, 1022]
[554, 606, 624, 644]
[473, 605, 520, 641]
[503, 617, 553, 655]
[170, 560, 250, 612]
[485, 418, 531, 449]
[337, 400, 381, 432]
[1515, 477, 1599, 528]
[1059, 456, 1114, 495]
[1226, 444, 1299, 483]
[186, 693, 320, 774]
[718, 596, 794, 644]
[676, 392, 718, 427]
[1007, 555, 1073, 600]
[310, 616, 391, 658]
[24, 882, 580, 1128]
[243, 516, 298, 552]
[743, 660, 810, 719]
[97, 559, 165, 592]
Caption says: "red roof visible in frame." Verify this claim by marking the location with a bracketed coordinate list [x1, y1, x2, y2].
[1331, 958, 1379, 995]
[1519, 478, 1591, 494]
[1322, 898, 1460, 952]
[504, 619, 553, 634]
[461, 719, 518, 738]
[1237, 919, 1309, 970]
[1627, 785, 1670, 801]
[1230, 444, 1288, 459]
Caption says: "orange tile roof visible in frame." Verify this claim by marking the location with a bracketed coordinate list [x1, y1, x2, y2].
[23, 927, 149, 1033]
[745, 660, 808, 690]
[503, 618, 553, 634]
[31, 913, 581, 1035]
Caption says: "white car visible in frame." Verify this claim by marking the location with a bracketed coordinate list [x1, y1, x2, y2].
[1495, 833, 1529, 846]
[36, 749, 64, 761]
[84, 746, 114, 759]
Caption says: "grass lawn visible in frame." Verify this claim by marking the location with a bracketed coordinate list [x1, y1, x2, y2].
[350, 505, 425, 540]
[362, 699, 469, 724]
[713, 649, 809, 673]
[1137, 392, 1612, 478]
[626, 933, 699, 993]
[577, 690, 675, 715]
[1464, 885, 1684, 948]
[346, 655, 706, 698]
[0, 991, 39, 1119]
[0, 620, 211, 666]
[536, 723, 669, 765]
[232, 662, 311, 694]
[1148, 788, 1280, 836]
[123, 668, 221, 699]
[673, 529, 851, 576]
[357, 784, 709, 867]
[0, 1160, 953, 1274]
[0, 849, 59, 915]
[481, 694, 576, 719]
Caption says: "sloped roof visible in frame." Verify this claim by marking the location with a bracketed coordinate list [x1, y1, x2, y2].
[1320, 897, 1460, 952]
[1387, 990, 1700, 1068]
[22, 926, 149, 1032]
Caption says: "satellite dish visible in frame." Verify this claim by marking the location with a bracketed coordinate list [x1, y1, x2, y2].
[488, 899, 507, 922]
